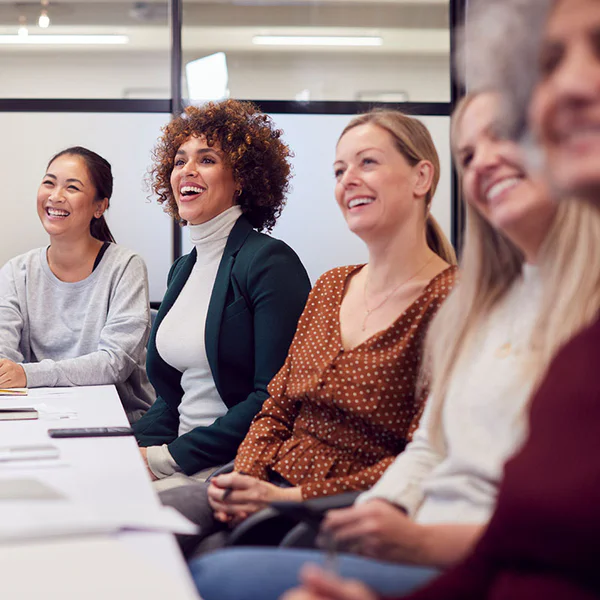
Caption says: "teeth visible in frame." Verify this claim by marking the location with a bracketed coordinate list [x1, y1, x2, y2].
[348, 197, 375, 209]
[181, 185, 205, 196]
[47, 208, 70, 217]
[486, 178, 521, 202]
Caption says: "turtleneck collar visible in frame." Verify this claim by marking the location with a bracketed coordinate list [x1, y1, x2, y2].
[188, 205, 243, 248]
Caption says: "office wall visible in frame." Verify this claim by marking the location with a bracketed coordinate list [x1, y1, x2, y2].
[0, 51, 450, 102]
[1, 111, 451, 301]
[0, 112, 173, 302]
[183, 113, 452, 283]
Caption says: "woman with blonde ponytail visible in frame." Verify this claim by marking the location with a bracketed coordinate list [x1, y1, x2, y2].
[268, 90, 600, 600]
[166, 108, 458, 574]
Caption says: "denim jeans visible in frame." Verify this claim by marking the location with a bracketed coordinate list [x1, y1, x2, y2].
[189, 547, 440, 600]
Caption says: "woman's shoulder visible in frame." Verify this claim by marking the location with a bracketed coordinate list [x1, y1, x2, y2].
[311, 264, 363, 295]
[422, 265, 459, 296]
[241, 228, 300, 259]
[2, 248, 45, 275]
[101, 244, 147, 271]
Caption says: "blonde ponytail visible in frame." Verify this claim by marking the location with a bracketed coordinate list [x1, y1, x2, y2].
[426, 214, 457, 265]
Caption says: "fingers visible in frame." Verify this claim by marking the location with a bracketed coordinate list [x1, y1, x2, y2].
[321, 507, 374, 545]
[211, 472, 254, 490]
[321, 506, 360, 533]
[0, 361, 26, 388]
[280, 590, 319, 600]
[298, 565, 377, 600]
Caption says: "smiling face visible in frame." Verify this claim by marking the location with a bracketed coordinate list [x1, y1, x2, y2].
[170, 135, 239, 225]
[37, 154, 106, 240]
[530, 0, 600, 203]
[334, 123, 431, 240]
[456, 93, 557, 250]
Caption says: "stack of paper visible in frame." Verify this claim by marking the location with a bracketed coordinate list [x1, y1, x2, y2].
[0, 502, 199, 543]
[0, 388, 28, 396]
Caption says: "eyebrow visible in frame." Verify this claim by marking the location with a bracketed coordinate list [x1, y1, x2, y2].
[44, 173, 85, 186]
[333, 146, 384, 166]
[175, 147, 221, 157]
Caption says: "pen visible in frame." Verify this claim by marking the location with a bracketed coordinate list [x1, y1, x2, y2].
[221, 470, 249, 501]
[324, 532, 338, 574]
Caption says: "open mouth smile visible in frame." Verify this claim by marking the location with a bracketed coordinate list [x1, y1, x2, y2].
[46, 207, 70, 219]
[179, 185, 206, 202]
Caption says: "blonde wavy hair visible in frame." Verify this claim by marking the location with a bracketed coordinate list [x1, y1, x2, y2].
[424, 92, 600, 450]
[340, 110, 457, 265]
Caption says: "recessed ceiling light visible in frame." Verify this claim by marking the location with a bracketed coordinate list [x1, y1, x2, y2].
[0, 34, 129, 45]
[252, 35, 383, 47]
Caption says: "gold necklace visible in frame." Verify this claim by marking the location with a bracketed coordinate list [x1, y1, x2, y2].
[362, 255, 436, 332]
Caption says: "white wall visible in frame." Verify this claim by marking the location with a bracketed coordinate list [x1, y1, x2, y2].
[0, 51, 449, 102]
[0, 112, 173, 303]
[183, 113, 452, 283]
[1, 112, 451, 302]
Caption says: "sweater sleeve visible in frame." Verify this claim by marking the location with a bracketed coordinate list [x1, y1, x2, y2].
[357, 397, 445, 516]
[167, 242, 311, 475]
[0, 262, 26, 362]
[22, 254, 151, 388]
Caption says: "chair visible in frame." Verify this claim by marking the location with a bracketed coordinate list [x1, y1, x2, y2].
[227, 491, 361, 548]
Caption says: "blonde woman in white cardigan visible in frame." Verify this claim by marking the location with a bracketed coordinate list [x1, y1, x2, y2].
[188, 90, 600, 600]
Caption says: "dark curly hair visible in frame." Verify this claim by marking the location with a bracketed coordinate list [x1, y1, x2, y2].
[150, 99, 293, 232]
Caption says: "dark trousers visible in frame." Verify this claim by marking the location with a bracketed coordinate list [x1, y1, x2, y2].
[159, 481, 229, 558]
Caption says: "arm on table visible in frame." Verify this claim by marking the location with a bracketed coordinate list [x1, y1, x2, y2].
[22, 255, 151, 388]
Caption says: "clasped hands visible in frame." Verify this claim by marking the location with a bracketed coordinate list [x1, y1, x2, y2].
[0, 359, 27, 389]
[208, 471, 302, 525]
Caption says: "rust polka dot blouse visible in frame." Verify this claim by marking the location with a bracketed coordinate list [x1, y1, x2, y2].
[234, 264, 458, 499]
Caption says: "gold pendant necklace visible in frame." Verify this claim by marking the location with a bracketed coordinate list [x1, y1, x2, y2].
[362, 255, 435, 332]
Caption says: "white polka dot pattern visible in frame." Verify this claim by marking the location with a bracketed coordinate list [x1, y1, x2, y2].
[234, 264, 457, 499]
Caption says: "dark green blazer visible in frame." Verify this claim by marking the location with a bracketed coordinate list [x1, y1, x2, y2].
[133, 215, 311, 475]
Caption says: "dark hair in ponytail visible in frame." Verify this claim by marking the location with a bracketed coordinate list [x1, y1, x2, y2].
[47, 146, 116, 243]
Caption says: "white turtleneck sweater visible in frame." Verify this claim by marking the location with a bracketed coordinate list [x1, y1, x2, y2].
[147, 205, 243, 478]
[359, 264, 543, 526]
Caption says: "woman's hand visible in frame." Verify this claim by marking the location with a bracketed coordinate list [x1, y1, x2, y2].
[208, 472, 302, 523]
[0, 359, 27, 388]
[321, 499, 424, 564]
[281, 564, 378, 600]
[139, 447, 158, 481]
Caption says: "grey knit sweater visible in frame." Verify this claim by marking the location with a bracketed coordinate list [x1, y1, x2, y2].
[0, 244, 154, 421]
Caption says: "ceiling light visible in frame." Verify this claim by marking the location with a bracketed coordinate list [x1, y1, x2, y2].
[0, 34, 129, 45]
[38, 10, 50, 29]
[38, 0, 50, 28]
[17, 16, 28, 37]
[252, 35, 383, 47]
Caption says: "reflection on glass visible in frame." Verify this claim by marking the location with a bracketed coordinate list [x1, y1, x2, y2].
[0, 1, 170, 99]
[182, 0, 450, 103]
[186, 52, 229, 102]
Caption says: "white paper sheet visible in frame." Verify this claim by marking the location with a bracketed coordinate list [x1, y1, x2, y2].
[0, 535, 200, 599]
[0, 502, 199, 542]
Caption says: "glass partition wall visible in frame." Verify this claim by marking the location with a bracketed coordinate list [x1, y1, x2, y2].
[0, 0, 465, 302]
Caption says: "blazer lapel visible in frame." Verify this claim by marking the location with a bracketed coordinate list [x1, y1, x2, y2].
[149, 248, 197, 358]
[205, 216, 253, 393]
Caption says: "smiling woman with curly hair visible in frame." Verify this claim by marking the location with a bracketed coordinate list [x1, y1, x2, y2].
[134, 99, 311, 489]
[151, 100, 292, 231]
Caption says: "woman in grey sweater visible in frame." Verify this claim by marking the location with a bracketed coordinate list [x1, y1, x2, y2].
[0, 146, 154, 422]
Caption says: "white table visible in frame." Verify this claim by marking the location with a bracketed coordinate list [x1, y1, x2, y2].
[0, 385, 200, 599]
